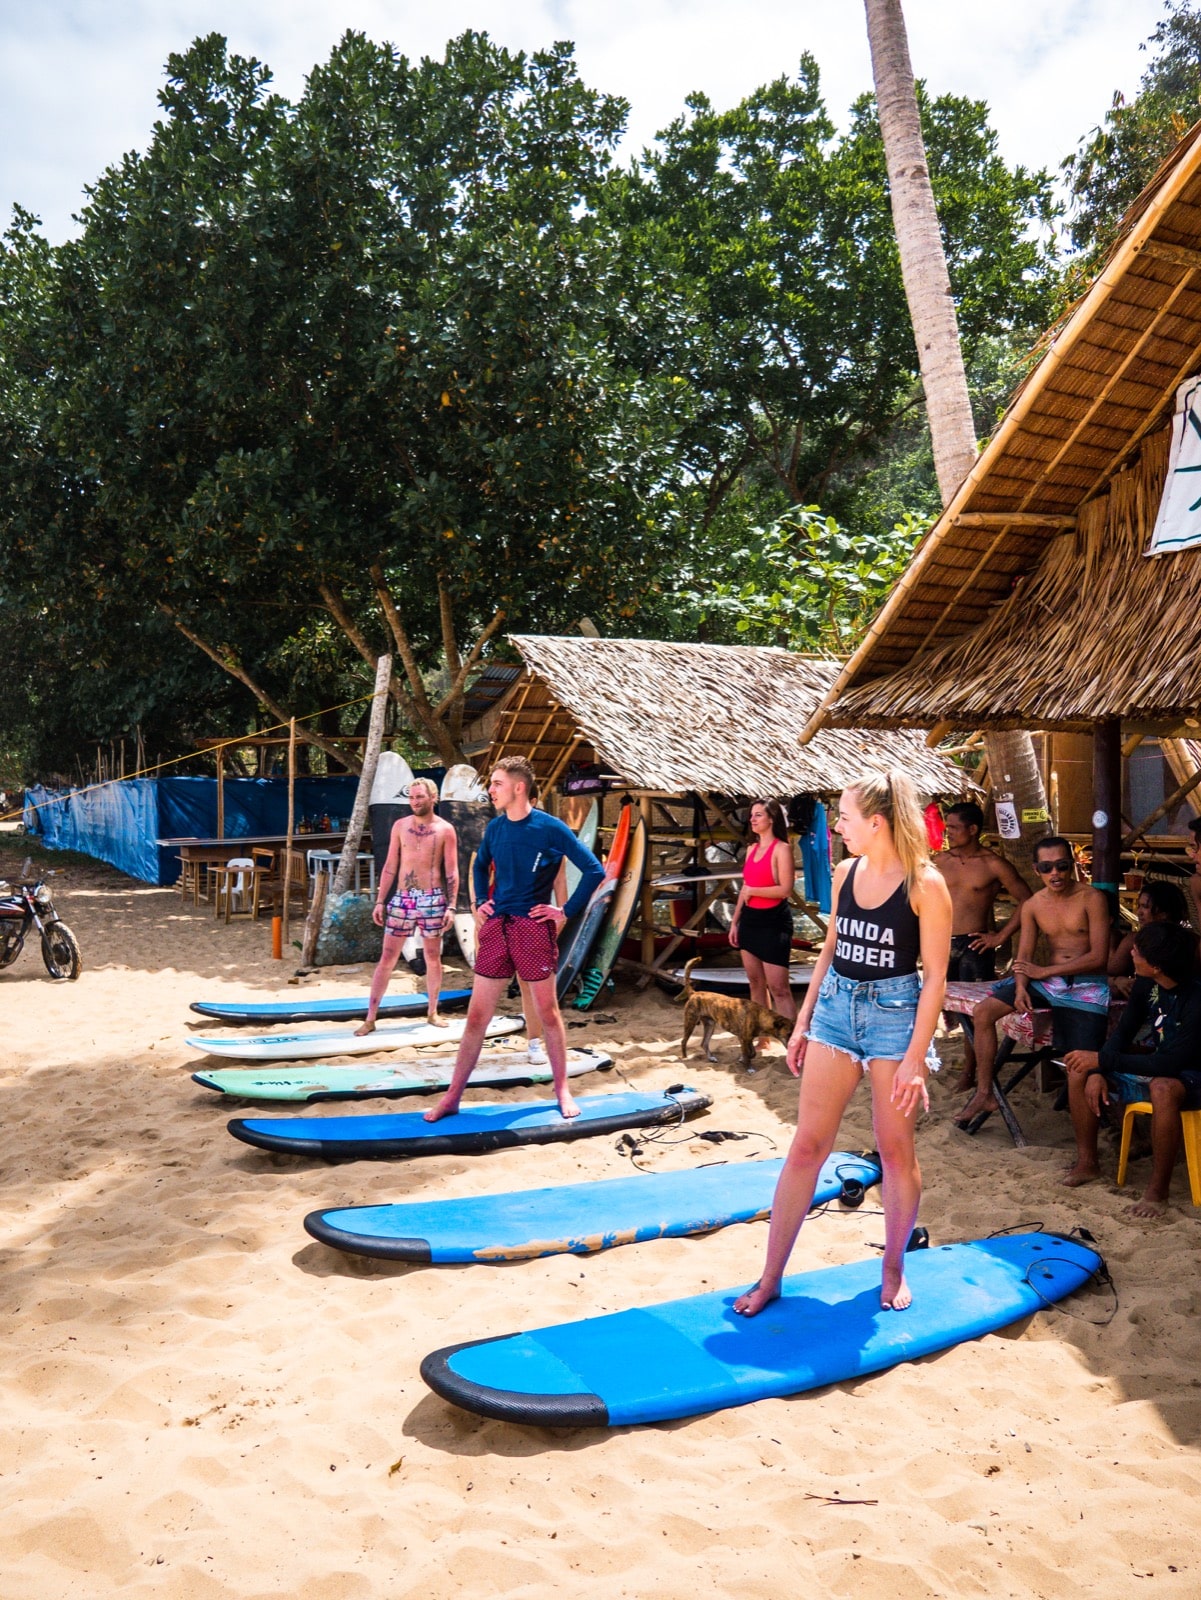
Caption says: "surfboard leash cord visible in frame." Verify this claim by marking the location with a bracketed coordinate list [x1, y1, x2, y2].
[607, 1074, 780, 1172]
[987, 1222, 1118, 1327]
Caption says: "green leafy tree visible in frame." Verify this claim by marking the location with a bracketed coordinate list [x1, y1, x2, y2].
[606, 61, 1059, 538]
[0, 32, 688, 770]
[1063, 1, 1201, 276]
[676, 504, 923, 651]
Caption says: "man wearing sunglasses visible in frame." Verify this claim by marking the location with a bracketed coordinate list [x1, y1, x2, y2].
[955, 835, 1110, 1130]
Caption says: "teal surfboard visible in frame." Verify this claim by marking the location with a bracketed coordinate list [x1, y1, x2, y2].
[229, 1086, 711, 1161]
[192, 1047, 612, 1103]
[421, 1232, 1103, 1426]
[304, 1152, 881, 1262]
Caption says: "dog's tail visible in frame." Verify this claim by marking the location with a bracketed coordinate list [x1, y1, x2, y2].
[678, 955, 703, 1005]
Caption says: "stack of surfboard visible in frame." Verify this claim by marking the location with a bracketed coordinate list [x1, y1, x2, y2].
[556, 800, 647, 1008]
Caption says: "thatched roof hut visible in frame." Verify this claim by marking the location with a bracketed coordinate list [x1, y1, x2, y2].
[486, 635, 971, 798]
[800, 120, 1201, 741]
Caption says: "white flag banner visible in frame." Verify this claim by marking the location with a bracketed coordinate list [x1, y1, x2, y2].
[1147, 374, 1201, 555]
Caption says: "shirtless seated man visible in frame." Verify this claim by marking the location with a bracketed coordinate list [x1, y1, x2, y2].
[356, 777, 457, 1034]
[955, 835, 1109, 1128]
[935, 802, 1031, 1090]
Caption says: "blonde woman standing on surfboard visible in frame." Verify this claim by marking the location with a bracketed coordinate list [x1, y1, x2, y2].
[735, 771, 951, 1316]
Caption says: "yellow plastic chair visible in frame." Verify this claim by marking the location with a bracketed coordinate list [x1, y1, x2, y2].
[1116, 1101, 1201, 1206]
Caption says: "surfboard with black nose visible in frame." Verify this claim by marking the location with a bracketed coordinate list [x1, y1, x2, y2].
[228, 1085, 711, 1160]
[304, 1151, 881, 1262]
[419, 1233, 1103, 1427]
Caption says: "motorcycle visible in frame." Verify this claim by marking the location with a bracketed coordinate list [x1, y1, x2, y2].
[0, 859, 82, 980]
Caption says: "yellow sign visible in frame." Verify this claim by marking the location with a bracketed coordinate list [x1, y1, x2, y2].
[1021, 807, 1050, 824]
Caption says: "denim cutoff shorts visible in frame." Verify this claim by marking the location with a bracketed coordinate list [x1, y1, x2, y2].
[805, 969, 939, 1073]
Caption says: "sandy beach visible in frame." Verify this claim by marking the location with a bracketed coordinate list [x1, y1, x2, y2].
[3, 843, 1201, 1599]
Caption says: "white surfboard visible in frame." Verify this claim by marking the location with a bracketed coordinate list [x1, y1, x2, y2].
[369, 751, 416, 806]
[441, 763, 489, 802]
[186, 1014, 523, 1062]
[454, 911, 478, 969]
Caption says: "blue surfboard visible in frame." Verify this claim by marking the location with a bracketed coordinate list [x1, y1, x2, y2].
[190, 990, 472, 1024]
[228, 1086, 711, 1161]
[304, 1152, 881, 1262]
[421, 1232, 1103, 1427]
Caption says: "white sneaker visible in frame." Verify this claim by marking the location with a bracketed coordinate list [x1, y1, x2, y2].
[527, 1039, 548, 1067]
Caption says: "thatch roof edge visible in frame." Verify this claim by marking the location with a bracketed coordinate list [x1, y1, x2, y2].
[798, 117, 1201, 743]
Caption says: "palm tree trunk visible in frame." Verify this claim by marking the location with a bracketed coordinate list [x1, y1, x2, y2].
[864, 0, 1049, 869]
[864, 0, 976, 502]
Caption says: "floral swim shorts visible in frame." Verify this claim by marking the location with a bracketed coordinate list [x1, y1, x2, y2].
[385, 888, 447, 940]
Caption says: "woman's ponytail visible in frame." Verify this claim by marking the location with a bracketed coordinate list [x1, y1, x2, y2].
[847, 769, 929, 895]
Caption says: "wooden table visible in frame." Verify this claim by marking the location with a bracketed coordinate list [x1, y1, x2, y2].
[160, 834, 348, 903]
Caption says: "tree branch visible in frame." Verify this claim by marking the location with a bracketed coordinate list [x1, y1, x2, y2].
[319, 579, 429, 731]
[160, 605, 363, 774]
[437, 575, 462, 683]
[367, 566, 463, 765]
[433, 606, 506, 721]
[369, 563, 435, 717]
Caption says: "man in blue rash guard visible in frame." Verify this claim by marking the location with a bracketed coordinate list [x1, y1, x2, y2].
[425, 755, 605, 1122]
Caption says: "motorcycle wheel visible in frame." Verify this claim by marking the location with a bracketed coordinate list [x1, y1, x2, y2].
[42, 921, 82, 981]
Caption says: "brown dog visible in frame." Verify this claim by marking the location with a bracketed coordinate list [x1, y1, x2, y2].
[679, 957, 794, 1071]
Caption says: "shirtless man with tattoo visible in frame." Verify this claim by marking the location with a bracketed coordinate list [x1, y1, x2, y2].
[355, 778, 458, 1034]
[955, 835, 1109, 1129]
[934, 802, 1031, 1089]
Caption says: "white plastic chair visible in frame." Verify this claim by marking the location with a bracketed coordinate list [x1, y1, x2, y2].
[214, 856, 256, 922]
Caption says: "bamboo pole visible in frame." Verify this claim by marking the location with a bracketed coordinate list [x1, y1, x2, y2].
[282, 719, 296, 952]
[639, 797, 655, 968]
[331, 655, 392, 898]
[1122, 761, 1201, 848]
[216, 744, 225, 839]
[798, 120, 1201, 746]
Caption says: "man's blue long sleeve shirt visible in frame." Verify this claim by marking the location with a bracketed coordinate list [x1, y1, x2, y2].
[473, 810, 605, 921]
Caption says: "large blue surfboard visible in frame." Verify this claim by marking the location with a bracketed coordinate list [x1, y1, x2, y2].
[228, 1086, 711, 1161]
[190, 990, 473, 1025]
[304, 1152, 881, 1263]
[421, 1232, 1102, 1427]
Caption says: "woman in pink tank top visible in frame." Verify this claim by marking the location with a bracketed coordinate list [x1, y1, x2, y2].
[729, 799, 797, 1025]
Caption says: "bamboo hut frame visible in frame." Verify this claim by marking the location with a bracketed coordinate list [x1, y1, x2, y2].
[482, 636, 974, 981]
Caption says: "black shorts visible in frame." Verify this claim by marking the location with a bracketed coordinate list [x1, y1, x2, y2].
[737, 902, 793, 968]
[946, 934, 996, 984]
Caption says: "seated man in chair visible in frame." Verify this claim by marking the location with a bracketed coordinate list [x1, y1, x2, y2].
[1064, 920, 1201, 1212]
[955, 836, 1109, 1128]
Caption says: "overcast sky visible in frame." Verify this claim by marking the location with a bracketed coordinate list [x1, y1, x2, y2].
[0, 0, 1176, 242]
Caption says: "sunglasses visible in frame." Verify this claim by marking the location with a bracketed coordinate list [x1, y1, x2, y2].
[1035, 860, 1073, 875]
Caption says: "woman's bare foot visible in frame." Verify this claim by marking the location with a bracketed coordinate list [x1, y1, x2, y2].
[733, 1280, 779, 1316]
[1060, 1161, 1100, 1188]
[881, 1264, 911, 1310]
[953, 1091, 996, 1128]
[423, 1092, 461, 1123]
[428, 1011, 450, 1028]
[557, 1089, 581, 1119]
[353, 1019, 376, 1037]
[954, 1067, 977, 1093]
[1127, 1190, 1169, 1218]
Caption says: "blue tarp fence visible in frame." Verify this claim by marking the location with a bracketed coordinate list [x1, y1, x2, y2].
[25, 775, 361, 886]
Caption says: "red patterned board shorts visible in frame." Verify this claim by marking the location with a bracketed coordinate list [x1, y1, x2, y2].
[475, 913, 558, 982]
